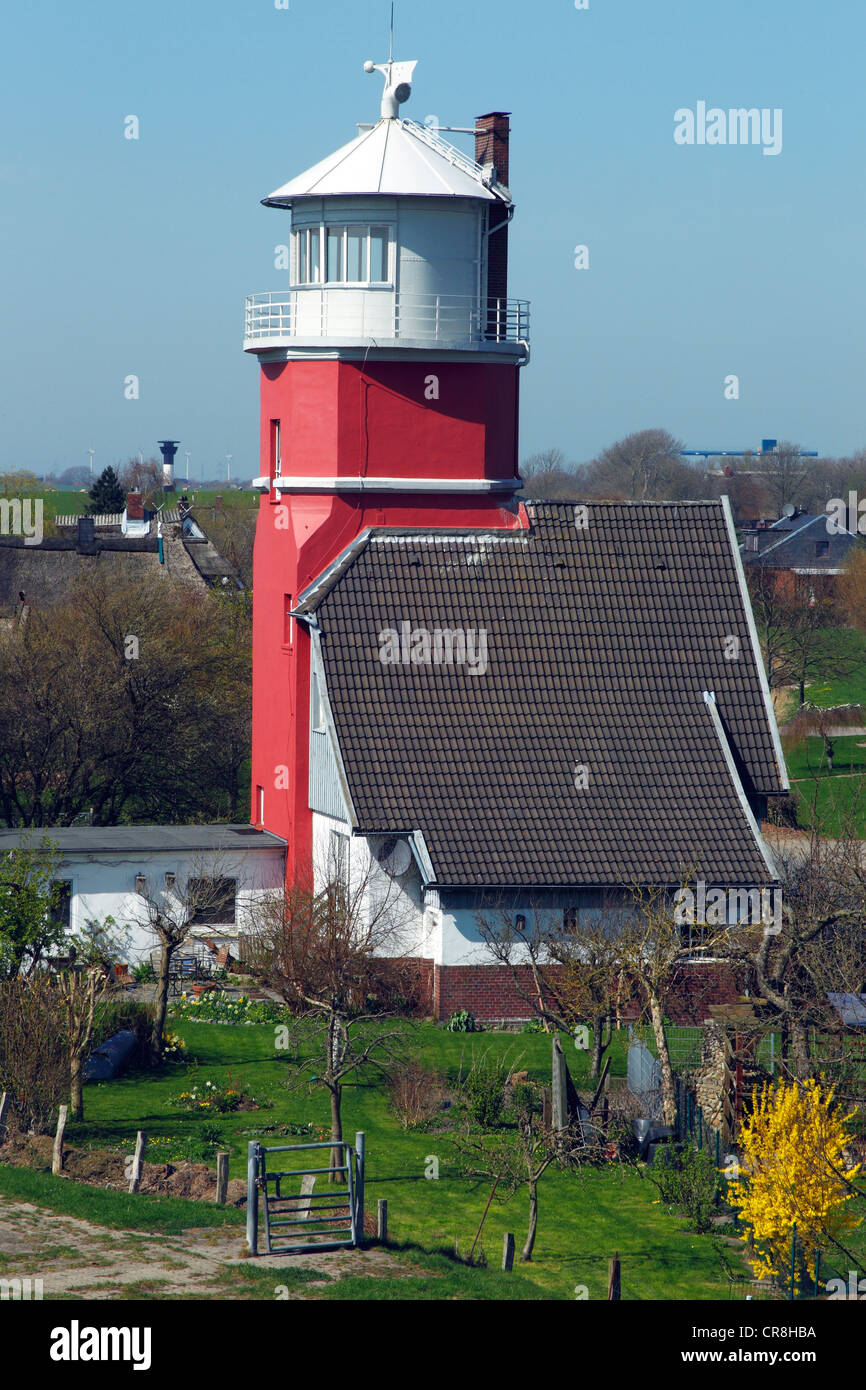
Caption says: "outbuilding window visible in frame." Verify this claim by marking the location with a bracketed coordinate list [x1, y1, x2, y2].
[187, 877, 237, 926]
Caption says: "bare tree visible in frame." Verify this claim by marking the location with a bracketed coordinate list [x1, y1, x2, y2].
[55, 965, 110, 1120]
[119, 456, 162, 503]
[752, 442, 811, 515]
[720, 824, 866, 1092]
[477, 900, 622, 1077]
[746, 567, 841, 706]
[583, 429, 689, 502]
[137, 858, 241, 1064]
[245, 851, 424, 1176]
[453, 1079, 559, 1263]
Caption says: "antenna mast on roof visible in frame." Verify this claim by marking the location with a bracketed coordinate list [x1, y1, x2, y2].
[364, 6, 417, 119]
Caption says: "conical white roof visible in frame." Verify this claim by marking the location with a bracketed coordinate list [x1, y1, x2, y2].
[262, 118, 509, 207]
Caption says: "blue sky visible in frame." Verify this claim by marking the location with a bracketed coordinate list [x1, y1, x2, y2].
[0, 0, 862, 480]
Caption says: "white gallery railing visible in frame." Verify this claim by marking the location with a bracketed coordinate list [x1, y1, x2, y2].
[244, 290, 530, 348]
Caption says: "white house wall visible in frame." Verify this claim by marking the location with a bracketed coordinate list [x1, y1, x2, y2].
[54, 848, 285, 964]
[311, 812, 436, 961]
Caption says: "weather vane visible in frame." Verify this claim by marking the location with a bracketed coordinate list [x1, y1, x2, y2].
[364, 4, 417, 118]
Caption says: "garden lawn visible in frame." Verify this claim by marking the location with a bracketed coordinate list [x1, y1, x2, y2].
[783, 734, 866, 835]
[802, 627, 866, 712]
[61, 1021, 752, 1300]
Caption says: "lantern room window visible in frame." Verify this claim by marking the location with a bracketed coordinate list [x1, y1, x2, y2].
[294, 225, 392, 286]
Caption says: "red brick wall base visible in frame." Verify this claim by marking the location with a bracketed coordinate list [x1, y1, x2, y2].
[398, 961, 745, 1026]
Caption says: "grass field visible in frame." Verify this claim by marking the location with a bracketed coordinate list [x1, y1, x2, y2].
[4, 1020, 863, 1299]
[30, 486, 260, 522]
[27, 1021, 773, 1300]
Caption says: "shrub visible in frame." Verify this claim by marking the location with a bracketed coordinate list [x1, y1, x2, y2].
[446, 1009, 476, 1033]
[386, 1062, 447, 1129]
[0, 977, 69, 1134]
[461, 1048, 521, 1130]
[132, 961, 155, 984]
[649, 1145, 720, 1233]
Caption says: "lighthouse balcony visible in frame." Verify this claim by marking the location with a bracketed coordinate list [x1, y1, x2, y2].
[243, 289, 530, 355]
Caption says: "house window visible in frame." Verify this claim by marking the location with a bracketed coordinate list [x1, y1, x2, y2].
[744, 535, 759, 552]
[310, 671, 326, 731]
[49, 880, 73, 930]
[255, 785, 264, 824]
[187, 877, 237, 926]
[329, 831, 349, 888]
[678, 920, 708, 952]
[515, 914, 526, 932]
[271, 420, 282, 479]
[296, 225, 391, 285]
[815, 540, 829, 557]
[564, 906, 577, 930]
[283, 594, 294, 646]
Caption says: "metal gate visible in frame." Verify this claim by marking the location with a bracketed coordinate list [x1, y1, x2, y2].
[245, 1132, 365, 1256]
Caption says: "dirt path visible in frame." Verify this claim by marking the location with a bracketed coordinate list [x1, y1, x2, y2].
[0, 1197, 405, 1300]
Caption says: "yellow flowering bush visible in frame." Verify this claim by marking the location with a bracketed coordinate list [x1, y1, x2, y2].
[729, 1078, 862, 1282]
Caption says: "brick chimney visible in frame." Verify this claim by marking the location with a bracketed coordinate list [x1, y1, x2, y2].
[475, 111, 511, 314]
[126, 491, 144, 521]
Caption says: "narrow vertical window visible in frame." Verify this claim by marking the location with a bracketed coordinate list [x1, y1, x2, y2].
[283, 594, 293, 646]
[370, 227, 389, 282]
[310, 228, 321, 283]
[329, 830, 349, 887]
[327, 227, 344, 282]
[346, 226, 364, 281]
[270, 420, 281, 479]
[297, 230, 307, 284]
[256, 785, 264, 824]
[311, 671, 325, 731]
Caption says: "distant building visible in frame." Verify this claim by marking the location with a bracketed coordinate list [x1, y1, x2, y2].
[0, 498, 242, 615]
[739, 509, 860, 599]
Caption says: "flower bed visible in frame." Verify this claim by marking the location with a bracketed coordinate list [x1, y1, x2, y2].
[170, 1074, 271, 1114]
[168, 991, 289, 1026]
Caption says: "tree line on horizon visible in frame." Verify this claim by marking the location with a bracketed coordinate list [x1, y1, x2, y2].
[519, 430, 866, 524]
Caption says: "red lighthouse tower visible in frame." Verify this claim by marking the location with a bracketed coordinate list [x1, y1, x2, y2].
[247, 55, 530, 880]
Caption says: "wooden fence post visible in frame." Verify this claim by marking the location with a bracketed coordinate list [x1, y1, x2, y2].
[608, 1251, 621, 1301]
[52, 1105, 68, 1176]
[298, 1173, 316, 1219]
[216, 1152, 229, 1205]
[128, 1130, 147, 1194]
[0, 1091, 10, 1147]
[552, 1037, 568, 1131]
[502, 1232, 515, 1272]
[377, 1198, 388, 1244]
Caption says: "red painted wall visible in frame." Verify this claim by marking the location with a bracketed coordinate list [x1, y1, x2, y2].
[259, 359, 520, 483]
[250, 354, 526, 885]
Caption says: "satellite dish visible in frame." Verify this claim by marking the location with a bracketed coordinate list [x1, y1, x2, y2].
[377, 836, 412, 877]
[781, 502, 796, 518]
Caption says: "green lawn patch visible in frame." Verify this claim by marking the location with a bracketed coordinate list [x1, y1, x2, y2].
[45, 1020, 753, 1299]
[0, 1165, 244, 1234]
